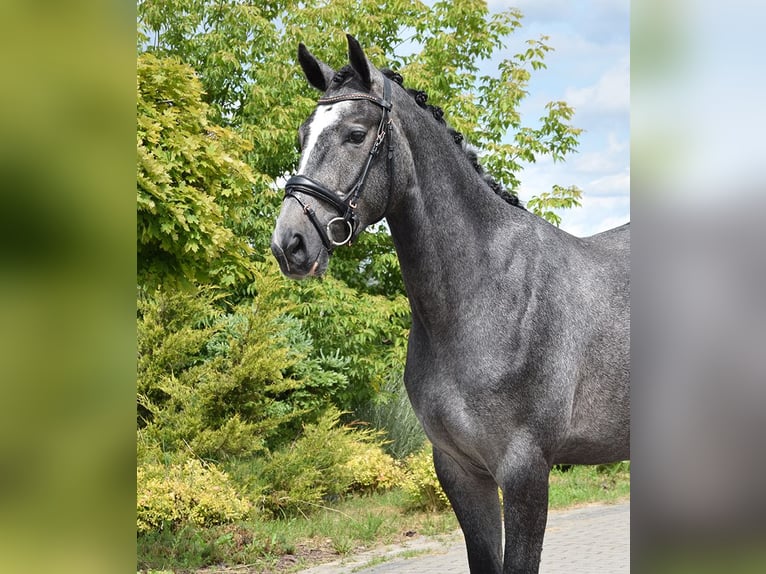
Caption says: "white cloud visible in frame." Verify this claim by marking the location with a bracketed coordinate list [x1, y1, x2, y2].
[574, 132, 628, 174]
[587, 166, 631, 197]
[516, 158, 630, 237]
[559, 193, 630, 237]
[565, 56, 629, 116]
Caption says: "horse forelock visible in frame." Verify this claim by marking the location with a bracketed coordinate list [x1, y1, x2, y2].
[330, 65, 367, 92]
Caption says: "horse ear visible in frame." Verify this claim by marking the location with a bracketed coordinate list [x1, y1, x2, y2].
[298, 43, 335, 92]
[346, 34, 371, 90]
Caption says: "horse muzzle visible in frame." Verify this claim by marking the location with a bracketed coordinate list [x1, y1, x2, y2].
[270, 226, 328, 279]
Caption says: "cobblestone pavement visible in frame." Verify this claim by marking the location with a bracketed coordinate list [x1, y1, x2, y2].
[297, 502, 630, 574]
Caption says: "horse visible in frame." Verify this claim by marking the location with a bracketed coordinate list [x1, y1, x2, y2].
[271, 34, 630, 574]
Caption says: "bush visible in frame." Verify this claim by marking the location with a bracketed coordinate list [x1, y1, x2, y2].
[345, 442, 407, 495]
[256, 408, 399, 517]
[137, 275, 349, 461]
[137, 459, 251, 533]
[401, 444, 450, 511]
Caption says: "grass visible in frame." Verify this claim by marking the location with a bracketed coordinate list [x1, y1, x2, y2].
[137, 463, 629, 573]
[353, 376, 427, 459]
[548, 462, 631, 509]
[137, 489, 458, 573]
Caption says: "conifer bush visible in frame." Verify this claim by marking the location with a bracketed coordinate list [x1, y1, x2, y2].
[345, 442, 407, 495]
[137, 459, 251, 533]
[401, 444, 451, 511]
[256, 408, 398, 517]
[137, 269, 349, 461]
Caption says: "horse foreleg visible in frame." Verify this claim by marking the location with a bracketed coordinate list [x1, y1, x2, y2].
[499, 449, 549, 574]
[433, 446, 503, 574]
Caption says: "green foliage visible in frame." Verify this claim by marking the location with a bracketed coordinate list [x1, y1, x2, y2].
[355, 374, 427, 460]
[328, 230, 405, 297]
[136, 463, 629, 571]
[401, 444, 451, 511]
[526, 184, 583, 227]
[391, 2, 583, 197]
[256, 408, 382, 518]
[345, 440, 407, 495]
[137, 488, 458, 572]
[134, 6, 595, 552]
[137, 265, 349, 460]
[548, 463, 631, 509]
[137, 52, 268, 288]
[137, 458, 251, 533]
[287, 275, 411, 408]
[137, 0, 585, 292]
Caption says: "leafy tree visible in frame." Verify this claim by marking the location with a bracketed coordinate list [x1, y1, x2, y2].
[526, 184, 584, 228]
[285, 274, 411, 408]
[137, 53, 270, 288]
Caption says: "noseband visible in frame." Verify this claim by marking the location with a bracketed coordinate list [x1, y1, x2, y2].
[283, 76, 394, 252]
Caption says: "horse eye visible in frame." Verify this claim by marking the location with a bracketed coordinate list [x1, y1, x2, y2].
[347, 130, 367, 144]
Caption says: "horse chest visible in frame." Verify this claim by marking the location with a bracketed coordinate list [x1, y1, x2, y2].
[412, 385, 490, 464]
[403, 351, 512, 469]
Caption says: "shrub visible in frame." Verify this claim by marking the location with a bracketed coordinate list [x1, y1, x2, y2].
[256, 409, 355, 517]
[137, 459, 251, 533]
[288, 274, 410, 410]
[256, 408, 397, 517]
[345, 442, 407, 495]
[137, 275, 349, 461]
[401, 444, 450, 511]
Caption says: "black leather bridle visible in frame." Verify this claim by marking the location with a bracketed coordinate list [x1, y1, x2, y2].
[283, 76, 394, 252]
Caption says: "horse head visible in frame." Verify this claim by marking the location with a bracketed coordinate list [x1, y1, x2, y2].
[271, 34, 398, 279]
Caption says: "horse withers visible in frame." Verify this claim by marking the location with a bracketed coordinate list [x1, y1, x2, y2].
[271, 35, 630, 574]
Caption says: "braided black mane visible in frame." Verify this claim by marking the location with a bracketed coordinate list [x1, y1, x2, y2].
[381, 69, 524, 209]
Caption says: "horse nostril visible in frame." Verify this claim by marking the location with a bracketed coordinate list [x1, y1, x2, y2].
[286, 233, 305, 259]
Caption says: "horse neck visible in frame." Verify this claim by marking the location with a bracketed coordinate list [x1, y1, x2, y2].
[386, 116, 531, 330]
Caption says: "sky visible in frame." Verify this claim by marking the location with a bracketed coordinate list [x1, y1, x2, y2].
[484, 0, 630, 236]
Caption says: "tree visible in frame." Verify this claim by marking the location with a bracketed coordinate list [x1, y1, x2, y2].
[137, 52, 269, 287]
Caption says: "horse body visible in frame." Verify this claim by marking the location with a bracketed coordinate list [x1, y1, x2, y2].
[271, 35, 629, 574]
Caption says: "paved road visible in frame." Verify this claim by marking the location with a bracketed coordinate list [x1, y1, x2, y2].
[298, 502, 629, 574]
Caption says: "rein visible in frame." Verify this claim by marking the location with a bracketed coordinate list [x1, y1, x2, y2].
[283, 76, 394, 251]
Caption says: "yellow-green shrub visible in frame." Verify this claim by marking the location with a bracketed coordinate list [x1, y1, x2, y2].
[137, 459, 251, 533]
[345, 442, 407, 494]
[401, 445, 450, 511]
[257, 409, 358, 517]
[257, 409, 406, 517]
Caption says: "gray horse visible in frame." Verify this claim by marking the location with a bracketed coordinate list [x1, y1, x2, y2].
[271, 35, 630, 574]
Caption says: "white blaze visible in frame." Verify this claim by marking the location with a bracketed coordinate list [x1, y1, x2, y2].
[298, 102, 352, 174]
